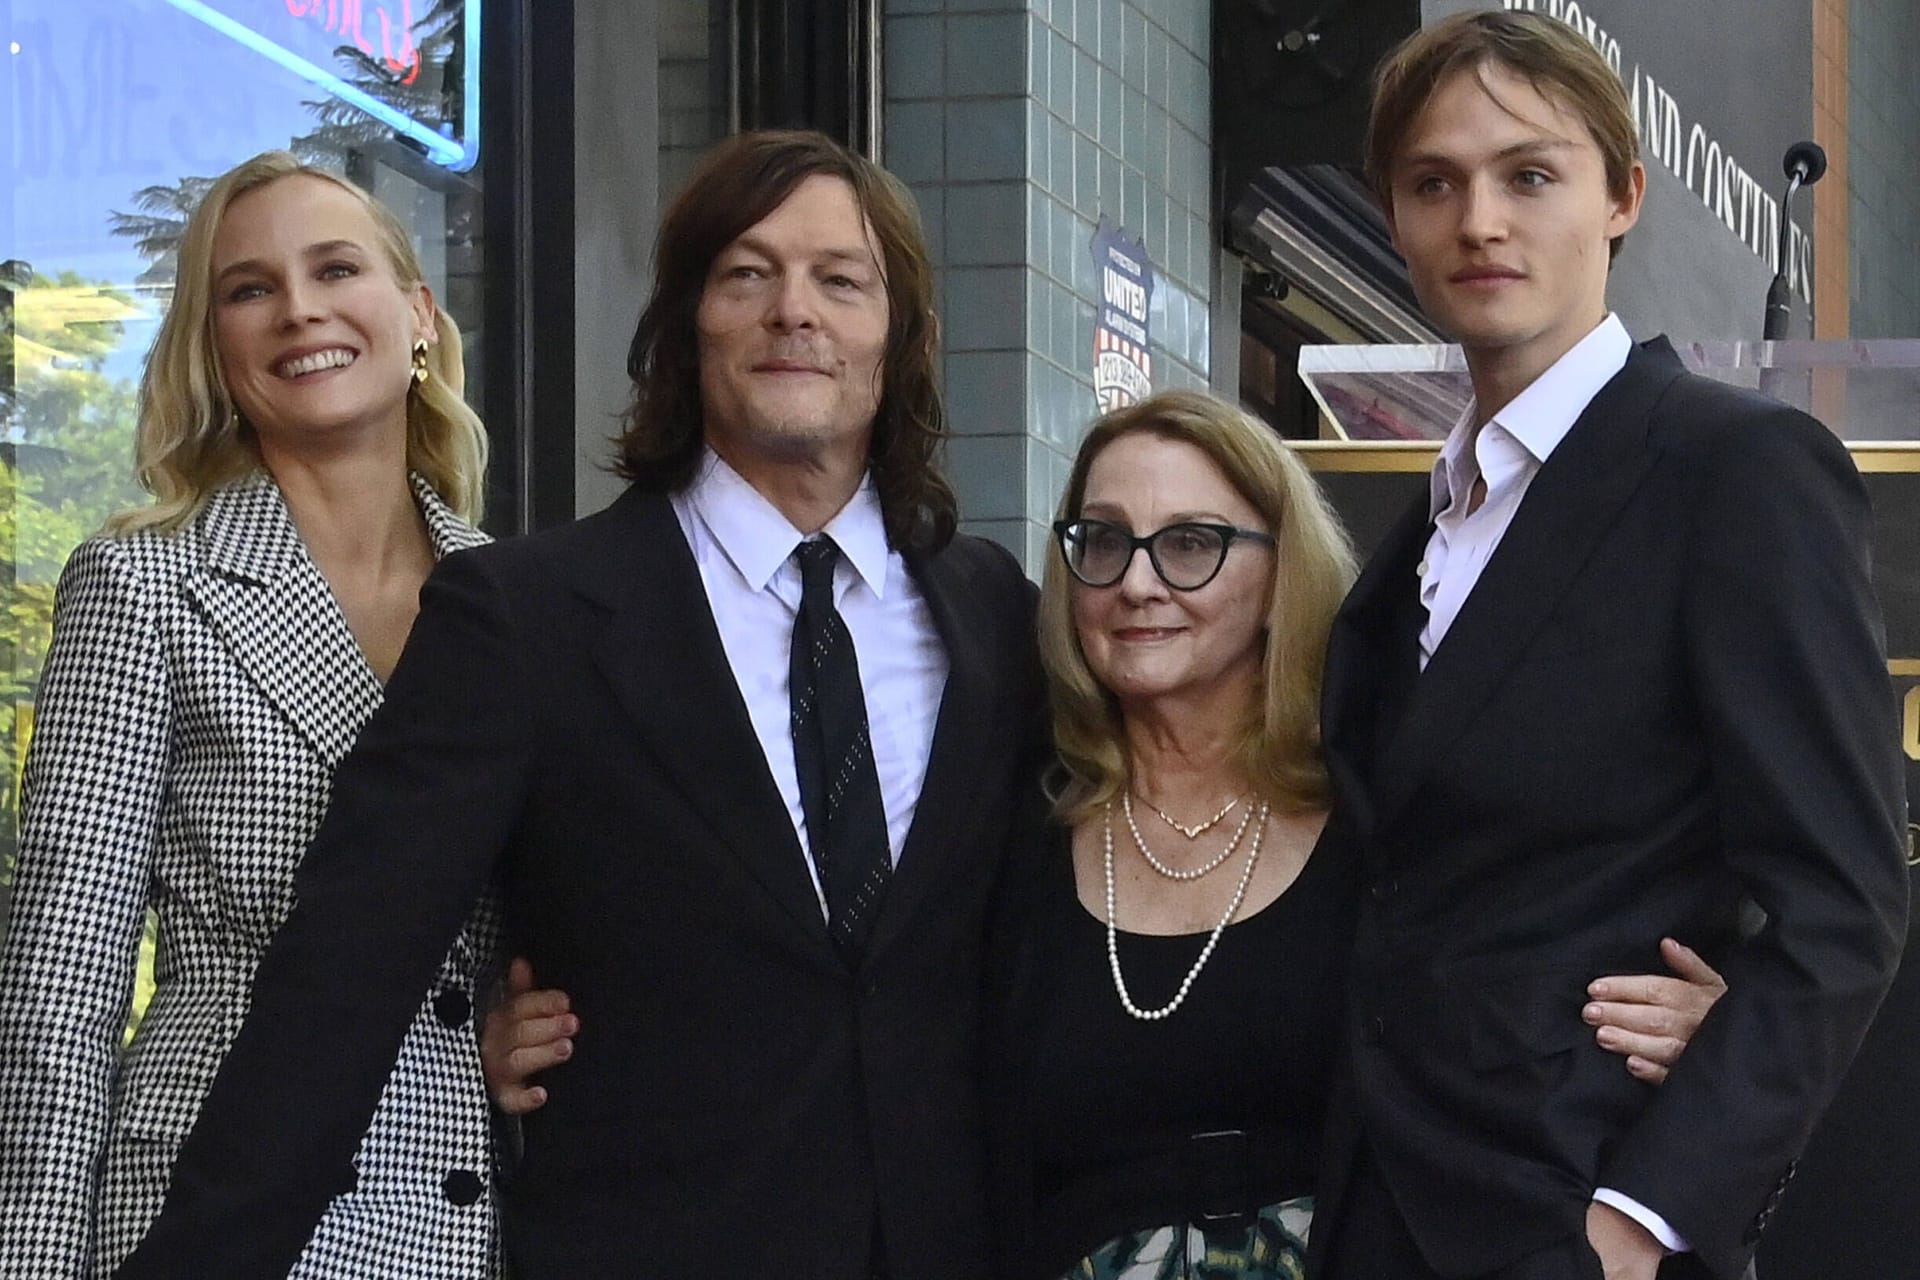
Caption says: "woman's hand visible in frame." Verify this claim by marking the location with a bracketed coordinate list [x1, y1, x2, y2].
[481, 957, 577, 1115]
[1585, 937, 1727, 1084]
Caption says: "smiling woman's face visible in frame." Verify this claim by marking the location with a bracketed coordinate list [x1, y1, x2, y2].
[1070, 431, 1275, 713]
[209, 174, 433, 455]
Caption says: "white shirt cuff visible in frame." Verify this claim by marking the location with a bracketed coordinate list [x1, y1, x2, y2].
[1593, 1188, 1691, 1253]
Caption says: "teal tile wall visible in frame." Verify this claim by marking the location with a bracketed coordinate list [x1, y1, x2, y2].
[884, 0, 1215, 573]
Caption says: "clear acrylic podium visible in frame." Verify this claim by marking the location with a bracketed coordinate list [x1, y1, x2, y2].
[1292, 339, 1920, 473]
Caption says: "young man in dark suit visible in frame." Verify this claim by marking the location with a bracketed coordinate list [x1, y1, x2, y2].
[118, 131, 1044, 1279]
[1313, 12, 1908, 1280]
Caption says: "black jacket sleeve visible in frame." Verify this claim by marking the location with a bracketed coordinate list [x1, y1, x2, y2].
[117, 548, 539, 1277]
[1598, 405, 1910, 1277]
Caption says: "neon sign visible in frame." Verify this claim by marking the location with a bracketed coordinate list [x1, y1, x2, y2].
[284, 0, 425, 86]
[160, 0, 481, 171]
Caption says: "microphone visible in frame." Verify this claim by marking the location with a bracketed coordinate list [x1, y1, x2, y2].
[1764, 141, 1827, 340]
[1784, 140, 1828, 186]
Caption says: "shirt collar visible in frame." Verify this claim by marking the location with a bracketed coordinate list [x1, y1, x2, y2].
[685, 449, 893, 599]
[1429, 313, 1632, 519]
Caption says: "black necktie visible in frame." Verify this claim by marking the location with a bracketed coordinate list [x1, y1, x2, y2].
[789, 537, 893, 964]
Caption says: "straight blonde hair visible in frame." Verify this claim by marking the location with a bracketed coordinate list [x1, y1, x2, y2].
[111, 150, 487, 533]
[1039, 390, 1358, 823]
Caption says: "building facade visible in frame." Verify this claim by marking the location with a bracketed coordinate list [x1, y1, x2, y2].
[0, 2, 1913, 1271]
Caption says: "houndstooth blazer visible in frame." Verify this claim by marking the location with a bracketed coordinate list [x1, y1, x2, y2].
[0, 470, 502, 1278]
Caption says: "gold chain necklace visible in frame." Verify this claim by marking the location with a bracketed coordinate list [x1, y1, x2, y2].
[1122, 791, 1255, 881]
[1131, 789, 1245, 839]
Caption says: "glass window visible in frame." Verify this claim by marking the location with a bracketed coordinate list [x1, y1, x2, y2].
[0, 0, 487, 936]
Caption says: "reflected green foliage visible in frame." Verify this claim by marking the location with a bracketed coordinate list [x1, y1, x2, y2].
[123, 913, 158, 1049]
[1, 273, 147, 892]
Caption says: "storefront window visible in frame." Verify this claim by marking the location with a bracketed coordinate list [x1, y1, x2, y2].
[1, 0, 487, 934]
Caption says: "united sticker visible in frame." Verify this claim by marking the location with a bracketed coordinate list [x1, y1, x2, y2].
[1091, 220, 1154, 414]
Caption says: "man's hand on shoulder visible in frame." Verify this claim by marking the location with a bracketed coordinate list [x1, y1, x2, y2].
[1585, 1201, 1664, 1280]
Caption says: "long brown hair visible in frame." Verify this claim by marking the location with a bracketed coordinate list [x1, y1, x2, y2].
[614, 130, 954, 549]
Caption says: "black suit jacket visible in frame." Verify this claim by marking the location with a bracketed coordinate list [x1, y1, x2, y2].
[117, 486, 1045, 1278]
[1313, 340, 1909, 1280]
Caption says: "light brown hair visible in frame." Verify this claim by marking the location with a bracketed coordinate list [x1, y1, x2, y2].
[1364, 9, 1641, 259]
[614, 130, 954, 550]
[1039, 390, 1358, 823]
[113, 150, 486, 533]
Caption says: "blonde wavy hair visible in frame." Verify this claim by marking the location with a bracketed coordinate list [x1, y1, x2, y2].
[110, 150, 487, 533]
[1039, 390, 1359, 823]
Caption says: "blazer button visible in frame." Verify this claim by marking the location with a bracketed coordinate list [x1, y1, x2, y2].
[1370, 879, 1398, 902]
[434, 989, 472, 1029]
[443, 1169, 485, 1206]
[1364, 1016, 1385, 1043]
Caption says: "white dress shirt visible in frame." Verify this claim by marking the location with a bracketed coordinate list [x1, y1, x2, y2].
[1419, 313, 1630, 668]
[1416, 314, 1690, 1255]
[670, 451, 949, 915]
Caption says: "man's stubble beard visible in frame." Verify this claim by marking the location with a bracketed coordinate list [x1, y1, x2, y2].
[740, 411, 848, 466]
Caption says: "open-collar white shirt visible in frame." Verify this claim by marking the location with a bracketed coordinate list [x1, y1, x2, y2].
[670, 450, 949, 916]
[1414, 314, 1689, 1254]
[1418, 313, 1631, 669]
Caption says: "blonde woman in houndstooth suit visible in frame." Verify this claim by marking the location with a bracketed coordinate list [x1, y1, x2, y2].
[0, 151, 504, 1277]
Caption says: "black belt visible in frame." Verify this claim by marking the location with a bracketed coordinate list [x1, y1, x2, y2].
[1035, 1125, 1315, 1256]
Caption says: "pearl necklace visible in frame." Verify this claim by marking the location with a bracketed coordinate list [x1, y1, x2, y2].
[1133, 789, 1244, 840]
[1104, 799, 1269, 1021]
[1123, 791, 1256, 881]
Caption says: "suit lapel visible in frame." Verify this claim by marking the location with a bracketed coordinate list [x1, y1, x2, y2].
[183, 472, 491, 771]
[183, 473, 380, 770]
[1370, 339, 1687, 827]
[1322, 495, 1430, 841]
[863, 540, 1002, 963]
[411, 472, 490, 558]
[575, 488, 830, 948]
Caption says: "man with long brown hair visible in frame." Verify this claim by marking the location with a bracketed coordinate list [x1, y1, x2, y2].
[1316, 11, 1906, 1280]
[119, 130, 1043, 1279]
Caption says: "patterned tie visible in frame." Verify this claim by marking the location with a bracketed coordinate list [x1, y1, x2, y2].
[789, 537, 893, 964]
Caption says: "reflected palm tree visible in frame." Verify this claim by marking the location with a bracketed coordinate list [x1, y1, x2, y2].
[294, 0, 470, 164]
[107, 177, 217, 292]
[107, 0, 473, 284]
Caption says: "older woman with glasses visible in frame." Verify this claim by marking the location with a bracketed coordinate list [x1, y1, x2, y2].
[984, 389, 1723, 1280]
[977, 388, 1370, 1277]
[477, 389, 1723, 1280]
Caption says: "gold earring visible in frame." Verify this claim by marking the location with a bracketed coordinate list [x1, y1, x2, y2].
[411, 339, 430, 385]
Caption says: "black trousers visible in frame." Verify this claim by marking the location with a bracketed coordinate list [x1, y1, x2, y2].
[1320, 1140, 1722, 1280]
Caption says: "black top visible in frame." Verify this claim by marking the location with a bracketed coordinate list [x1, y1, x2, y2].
[988, 817, 1359, 1278]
